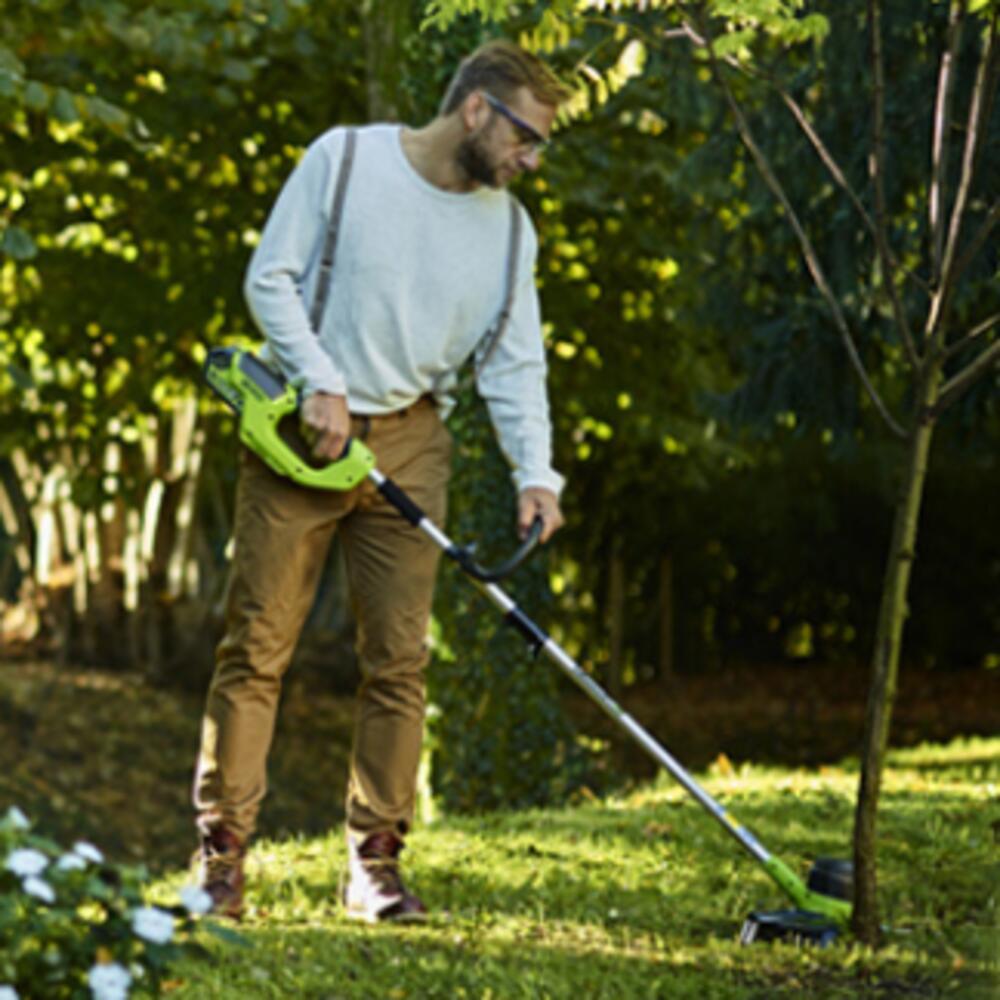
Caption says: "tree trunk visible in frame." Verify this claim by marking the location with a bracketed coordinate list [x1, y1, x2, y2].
[607, 537, 625, 698]
[362, 0, 412, 122]
[658, 552, 674, 683]
[852, 370, 940, 943]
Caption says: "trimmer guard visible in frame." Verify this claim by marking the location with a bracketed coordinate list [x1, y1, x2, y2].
[740, 909, 841, 947]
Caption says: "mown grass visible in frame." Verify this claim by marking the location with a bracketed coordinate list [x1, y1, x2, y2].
[152, 736, 999, 999]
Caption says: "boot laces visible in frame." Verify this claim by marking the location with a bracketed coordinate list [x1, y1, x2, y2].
[364, 856, 406, 898]
[200, 836, 242, 886]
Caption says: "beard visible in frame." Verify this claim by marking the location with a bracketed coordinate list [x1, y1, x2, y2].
[456, 127, 502, 188]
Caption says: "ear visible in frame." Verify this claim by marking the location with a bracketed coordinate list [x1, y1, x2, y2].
[460, 90, 488, 132]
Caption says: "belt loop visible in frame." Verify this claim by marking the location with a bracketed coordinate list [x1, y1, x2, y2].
[359, 415, 371, 440]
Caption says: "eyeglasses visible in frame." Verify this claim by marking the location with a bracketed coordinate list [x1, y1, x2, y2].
[482, 92, 549, 155]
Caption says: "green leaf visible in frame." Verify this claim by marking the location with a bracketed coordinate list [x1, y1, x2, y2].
[23, 80, 49, 112]
[51, 88, 80, 124]
[86, 96, 130, 134]
[617, 39, 646, 82]
[202, 921, 250, 946]
[220, 58, 255, 83]
[0, 72, 19, 98]
[5, 362, 35, 390]
[1, 226, 38, 260]
[712, 29, 758, 60]
[0, 44, 24, 79]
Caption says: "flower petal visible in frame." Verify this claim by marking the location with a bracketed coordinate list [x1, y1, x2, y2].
[23, 876, 56, 904]
[5, 848, 48, 877]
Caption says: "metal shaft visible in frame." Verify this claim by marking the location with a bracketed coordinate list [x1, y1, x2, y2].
[369, 468, 772, 866]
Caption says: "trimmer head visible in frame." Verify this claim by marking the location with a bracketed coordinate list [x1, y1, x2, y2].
[740, 857, 853, 946]
[740, 908, 841, 946]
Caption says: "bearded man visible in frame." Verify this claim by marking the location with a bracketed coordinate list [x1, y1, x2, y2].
[191, 40, 569, 923]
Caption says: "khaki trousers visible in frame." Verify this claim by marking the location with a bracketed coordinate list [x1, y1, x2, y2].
[193, 398, 450, 843]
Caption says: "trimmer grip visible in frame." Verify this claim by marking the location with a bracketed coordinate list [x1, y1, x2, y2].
[205, 346, 375, 491]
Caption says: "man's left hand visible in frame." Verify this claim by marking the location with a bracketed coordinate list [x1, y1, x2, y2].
[518, 488, 564, 544]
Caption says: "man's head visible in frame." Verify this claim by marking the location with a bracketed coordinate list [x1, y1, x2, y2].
[441, 40, 571, 189]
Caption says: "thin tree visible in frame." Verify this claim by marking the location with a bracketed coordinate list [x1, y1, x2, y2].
[422, 0, 1000, 943]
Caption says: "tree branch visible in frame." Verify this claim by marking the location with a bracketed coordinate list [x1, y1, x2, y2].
[671, 22, 929, 290]
[689, 10, 906, 438]
[942, 311, 1000, 362]
[929, 1, 967, 289]
[867, 0, 920, 367]
[933, 336, 1000, 415]
[967, 17, 1000, 200]
[950, 198, 1000, 288]
[927, 11, 998, 347]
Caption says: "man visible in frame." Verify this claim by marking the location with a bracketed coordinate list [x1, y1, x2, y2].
[192, 40, 570, 923]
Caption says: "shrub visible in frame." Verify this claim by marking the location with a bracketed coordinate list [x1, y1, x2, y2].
[0, 806, 211, 999]
[430, 395, 593, 812]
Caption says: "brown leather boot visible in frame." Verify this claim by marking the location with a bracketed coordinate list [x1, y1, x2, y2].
[344, 830, 427, 923]
[195, 827, 245, 920]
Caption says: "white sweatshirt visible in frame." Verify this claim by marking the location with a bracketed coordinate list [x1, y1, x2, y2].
[244, 124, 563, 496]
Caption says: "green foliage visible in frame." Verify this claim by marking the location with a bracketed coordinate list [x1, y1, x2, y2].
[415, 0, 1000, 685]
[0, 806, 211, 999]
[1, 1, 367, 489]
[0, 1, 370, 672]
[429, 391, 593, 812]
[153, 735, 998, 998]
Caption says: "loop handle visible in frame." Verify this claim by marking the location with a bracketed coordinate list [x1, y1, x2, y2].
[449, 516, 544, 583]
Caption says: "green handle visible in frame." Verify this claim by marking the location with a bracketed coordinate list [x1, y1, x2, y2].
[205, 346, 376, 491]
[239, 385, 375, 490]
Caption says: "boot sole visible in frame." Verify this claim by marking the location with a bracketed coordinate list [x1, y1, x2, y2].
[343, 903, 428, 924]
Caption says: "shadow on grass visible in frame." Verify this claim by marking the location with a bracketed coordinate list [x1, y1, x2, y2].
[168, 913, 988, 1000]
[0, 662, 353, 872]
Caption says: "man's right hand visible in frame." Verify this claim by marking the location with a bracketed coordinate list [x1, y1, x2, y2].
[300, 392, 351, 462]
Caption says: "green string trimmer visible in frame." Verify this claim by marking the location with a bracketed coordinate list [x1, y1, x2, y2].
[204, 344, 854, 945]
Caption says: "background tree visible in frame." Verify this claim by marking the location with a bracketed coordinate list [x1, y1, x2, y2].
[421, 0, 1000, 943]
[1, 1, 997, 910]
[0, 0, 367, 674]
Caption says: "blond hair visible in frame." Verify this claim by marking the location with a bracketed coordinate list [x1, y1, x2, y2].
[440, 40, 572, 115]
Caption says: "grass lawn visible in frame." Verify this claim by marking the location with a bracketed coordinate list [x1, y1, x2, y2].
[151, 736, 999, 999]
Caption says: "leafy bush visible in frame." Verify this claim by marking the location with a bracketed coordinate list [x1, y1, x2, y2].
[0, 806, 211, 999]
[430, 394, 594, 812]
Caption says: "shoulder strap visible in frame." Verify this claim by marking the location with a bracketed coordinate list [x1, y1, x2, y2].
[309, 128, 358, 335]
[472, 195, 523, 379]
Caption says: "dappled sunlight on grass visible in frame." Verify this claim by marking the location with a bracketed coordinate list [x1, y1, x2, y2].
[148, 736, 999, 999]
[2, 659, 996, 996]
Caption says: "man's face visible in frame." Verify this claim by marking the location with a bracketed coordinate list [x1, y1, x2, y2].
[456, 87, 557, 189]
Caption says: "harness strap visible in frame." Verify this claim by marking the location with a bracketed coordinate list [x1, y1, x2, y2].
[308, 128, 521, 385]
[309, 128, 357, 334]
[472, 196, 522, 380]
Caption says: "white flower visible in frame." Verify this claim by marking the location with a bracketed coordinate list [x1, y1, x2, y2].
[5, 848, 48, 877]
[56, 852, 87, 871]
[87, 962, 131, 1000]
[180, 884, 213, 916]
[23, 876, 56, 904]
[72, 842, 104, 865]
[131, 906, 174, 945]
[4, 807, 29, 830]
[0, 984, 20, 1000]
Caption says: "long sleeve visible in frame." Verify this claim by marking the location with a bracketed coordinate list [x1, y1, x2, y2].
[243, 131, 348, 397]
[476, 210, 564, 497]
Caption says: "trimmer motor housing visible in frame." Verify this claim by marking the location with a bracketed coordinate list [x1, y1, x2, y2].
[203, 346, 375, 490]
